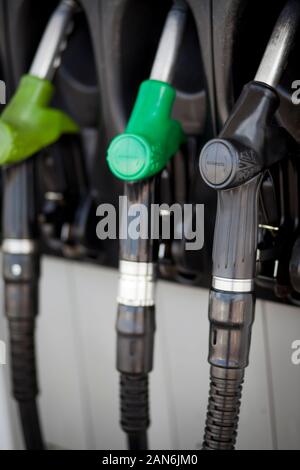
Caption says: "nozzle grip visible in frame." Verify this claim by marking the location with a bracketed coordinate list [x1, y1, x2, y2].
[212, 173, 263, 280]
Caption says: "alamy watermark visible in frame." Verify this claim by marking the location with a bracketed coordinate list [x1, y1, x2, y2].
[96, 197, 204, 251]
[291, 340, 300, 365]
[291, 80, 300, 105]
[0, 80, 6, 105]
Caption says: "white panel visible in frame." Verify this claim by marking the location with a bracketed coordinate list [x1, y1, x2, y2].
[262, 300, 300, 450]
[68, 262, 124, 450]
[37, 257, 87, 449]
[237, 300, 273, 450]
[70, 262, 173, 450]
[156, 282, 209, 450]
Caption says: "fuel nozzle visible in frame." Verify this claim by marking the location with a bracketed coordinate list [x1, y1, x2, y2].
[107, 0, 187, 450]
[107, 1, 186, 182]
[0, 0, 79, 166]
[1, 0, 79, 450]
[199, 0, 300, 450]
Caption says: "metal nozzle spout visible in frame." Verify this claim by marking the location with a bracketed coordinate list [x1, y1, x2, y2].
[30, 0, 79, 81]
[150, 1, 188, 84]
[255, 0, 300, 87]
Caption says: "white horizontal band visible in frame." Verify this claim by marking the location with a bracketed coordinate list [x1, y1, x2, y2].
[212, 276, 253, 293]
[2, 239, 36, 255]
[118, 261, 156, 307]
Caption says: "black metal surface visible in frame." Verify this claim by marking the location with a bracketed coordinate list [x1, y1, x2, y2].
[208, 290, 255, 369]
[120, 180, 158, 263]
[117, 305, 156, 375]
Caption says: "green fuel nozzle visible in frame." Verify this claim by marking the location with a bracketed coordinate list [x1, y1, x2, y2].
[0, 0, 79, 166]
[107, 0, 188, 451]
[0, 75, 78, 165]
[107, 1, 187, 182]
[107, 79, 184, 181]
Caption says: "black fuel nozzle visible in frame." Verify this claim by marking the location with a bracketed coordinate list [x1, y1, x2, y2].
[199, 0, 300, 450]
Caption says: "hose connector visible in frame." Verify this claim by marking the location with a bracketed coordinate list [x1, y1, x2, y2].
[208, 290, 255, 370]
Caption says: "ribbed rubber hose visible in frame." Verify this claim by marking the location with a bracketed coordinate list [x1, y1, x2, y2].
[120, 373, 149, 450]
[8, 317, 44, 450]
[203, 366, 244, 450]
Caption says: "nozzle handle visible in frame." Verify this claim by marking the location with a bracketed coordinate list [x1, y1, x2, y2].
[212, 174, 263, 284]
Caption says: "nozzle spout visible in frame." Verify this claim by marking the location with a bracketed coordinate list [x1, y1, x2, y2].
[30, 0, 79, 81]
[255, 0, 300, 87]
[150, 1, 187, 84]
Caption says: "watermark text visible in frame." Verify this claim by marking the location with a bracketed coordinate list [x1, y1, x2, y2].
[96, 197, 204, 251]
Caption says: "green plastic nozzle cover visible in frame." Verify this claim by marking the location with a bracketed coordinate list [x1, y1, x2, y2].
[0, 74, 79, 165]
[107, 79, 185, 181]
